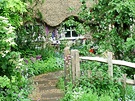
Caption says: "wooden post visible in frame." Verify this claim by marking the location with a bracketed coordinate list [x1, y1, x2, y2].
[71, 50, 76, 84]
[134, 75, 135, 84]
[123, 74, 127, 88]
[64, 47, 70, 90]
[107, 52, 113, 77]
[122, 74, 127, 101]
[75, 50, 80, 79]
[71, 50, 80, 84]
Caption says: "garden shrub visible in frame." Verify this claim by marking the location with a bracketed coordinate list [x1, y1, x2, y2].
[125, 85, 135, 101]
[16, 24, 46, 54]
[61, 60, 133, 101]
[61, 86, 113, 101]
[63, 0, 135, 77]
[0, 16, 31, 101]
[0, 0, 27, 27]
[24, 56, 64, 77]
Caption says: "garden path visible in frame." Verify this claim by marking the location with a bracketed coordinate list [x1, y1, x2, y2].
[29, 71, 64, 101]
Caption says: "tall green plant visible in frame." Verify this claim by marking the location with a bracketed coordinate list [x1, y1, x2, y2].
[0, 16, 19, 77]
[0, 16, 31, 101]
[0, 0, 27, 27]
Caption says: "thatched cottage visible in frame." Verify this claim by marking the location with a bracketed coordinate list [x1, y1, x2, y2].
[29, 0, 97, 47]
[34, 0, 97, 27]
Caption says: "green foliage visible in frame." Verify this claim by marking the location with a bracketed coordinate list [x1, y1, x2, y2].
[61, 87, 113, 101]
[81, 61, 123, 77]
[63, 0, 135, 78]
[63, 0, 135, 60]
[61, 60, 135, 100]
[125, 85, 135, 101]
[56, 77, 65, 90]
[35, 44, 56, 60]
[76, 75, 122, 99]
[0, 16, 31, 100]
[0, 0, 27, 27]
[0, 76, 31, 101]
[24, 57, 64, 76]
[16, 24, 46, 54]
[0, 16, 19, 77]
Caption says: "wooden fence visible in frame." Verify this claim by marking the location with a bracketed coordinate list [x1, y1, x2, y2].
[64, 47, 135, 88]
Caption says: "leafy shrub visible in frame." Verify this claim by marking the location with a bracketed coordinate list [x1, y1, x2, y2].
[16, 24, 46, 53]
[56, 77, 65, 90]
[63, 0, 135, 77]
[0, 0, 27, 27]
[0, 16, 31, 100]
[61, 87, 113, 101]
[125, 85, 135, 101]
[0, 76, 31, 101]
[76, 75, 122, 100]
[0, 16, 17, 76]
[24, 56, 64, 76]
[35, 44, 56, 60]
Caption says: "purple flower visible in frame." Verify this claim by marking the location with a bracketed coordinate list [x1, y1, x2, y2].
[24, 59, 28, 64]
[46, 26, 49, 35]
[36, 55, 42, 60]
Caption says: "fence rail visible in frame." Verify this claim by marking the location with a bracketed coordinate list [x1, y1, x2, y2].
[80, 57, 135, 68]
[64, 47, 135, 87]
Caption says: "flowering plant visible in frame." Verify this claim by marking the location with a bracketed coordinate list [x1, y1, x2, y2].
[0, 16, 31, 100]
[0, 16, 21, 75]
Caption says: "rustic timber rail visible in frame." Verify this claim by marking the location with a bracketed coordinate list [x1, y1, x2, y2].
[64, 47, 135, 88]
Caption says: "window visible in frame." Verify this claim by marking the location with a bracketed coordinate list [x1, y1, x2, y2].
[65, 27, 78, 37]
[60, 27, 84, 40]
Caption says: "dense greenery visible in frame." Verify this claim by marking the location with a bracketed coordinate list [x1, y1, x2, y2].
[60, 61, 135, 101]
[1, 0, 135, 100]
[23, 53, 64, 77]
[0, 0, 30, 100]
[0, 0, 47, 100]
[64, 0, 135, 61]
[0, 0, 27, 27]
[0, 16, 31, 100]
[61, 0, 135, 101]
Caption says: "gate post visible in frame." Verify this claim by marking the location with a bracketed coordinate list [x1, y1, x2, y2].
[71, 50, 80, 84]
[64, 47, 70, 90]
[107, 52, 113, 77]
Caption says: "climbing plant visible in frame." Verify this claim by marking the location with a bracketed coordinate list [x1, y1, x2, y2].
[15, 0, 46, 54]
[63, 0, 135, 61]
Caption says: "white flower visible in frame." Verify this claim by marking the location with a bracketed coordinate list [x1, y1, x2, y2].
[4, 50, 10, 54]
[2, 53, 6, 57]
[9, 42, 16, 46]
[16, 66, 20, 69]
[19, 58, 23, 62]
[5, 38, 14, 42]
[2, 19, 8, 23]
[7, 29, 14, 34]
[18, 63, 22, 66]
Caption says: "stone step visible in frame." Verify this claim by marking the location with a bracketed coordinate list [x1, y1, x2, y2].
[40, 97, 62, 101]
[39, 86, 56, 91]
[41, 93, 64, 99]
[34, 80, 57, 85]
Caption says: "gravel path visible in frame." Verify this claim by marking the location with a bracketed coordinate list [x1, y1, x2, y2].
[29, 71, 64, 101]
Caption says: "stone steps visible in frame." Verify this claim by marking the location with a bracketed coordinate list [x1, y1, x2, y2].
[29, 71, 64, 101]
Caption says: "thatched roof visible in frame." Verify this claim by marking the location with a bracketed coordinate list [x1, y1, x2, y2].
[33, 0, 95, 26]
